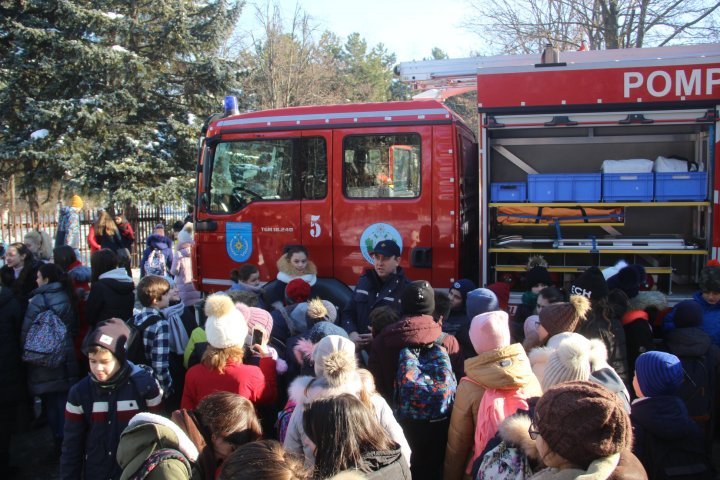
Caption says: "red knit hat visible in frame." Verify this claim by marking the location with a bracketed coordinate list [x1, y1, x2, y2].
[285, 278, 311, 304]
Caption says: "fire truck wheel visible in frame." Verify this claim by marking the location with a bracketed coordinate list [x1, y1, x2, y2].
[262, 278, 352, 315]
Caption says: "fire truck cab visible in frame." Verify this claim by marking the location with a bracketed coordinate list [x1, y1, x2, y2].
[194, 101, 478, 303]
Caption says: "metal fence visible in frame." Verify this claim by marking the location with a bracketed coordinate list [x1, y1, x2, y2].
[0, 203, 189, 267]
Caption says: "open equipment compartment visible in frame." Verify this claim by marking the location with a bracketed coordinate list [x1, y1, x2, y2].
[485, 114, 714, 295]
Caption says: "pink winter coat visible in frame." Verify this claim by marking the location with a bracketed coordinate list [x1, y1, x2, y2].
[171, 242, 201, 306]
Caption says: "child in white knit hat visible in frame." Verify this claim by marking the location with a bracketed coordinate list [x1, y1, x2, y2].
[181, 294, 277, 410]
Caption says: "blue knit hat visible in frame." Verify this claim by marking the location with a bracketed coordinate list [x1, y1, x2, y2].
[450, 279, 476, 304]
[466, 288, 499, 319]
[635, 351, 684, 397]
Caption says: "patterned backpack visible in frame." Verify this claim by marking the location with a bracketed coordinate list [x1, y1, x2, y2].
[23, 309, 68, 369]
[144, 248, 167, 277]
[393, 333, 457, 421]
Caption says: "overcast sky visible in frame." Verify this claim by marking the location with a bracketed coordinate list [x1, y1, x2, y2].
[236, 0, 483, 62]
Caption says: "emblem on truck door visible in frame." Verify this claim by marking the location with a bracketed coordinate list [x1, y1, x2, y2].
[360, 222, 403, 264]
[226, 222, 252, 262]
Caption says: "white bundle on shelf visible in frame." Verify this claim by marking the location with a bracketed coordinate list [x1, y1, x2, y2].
[601, 159, 654, 173]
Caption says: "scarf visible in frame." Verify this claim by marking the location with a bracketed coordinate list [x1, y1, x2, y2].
[468, 387, 532, 473]
[90, 362, 131, 391]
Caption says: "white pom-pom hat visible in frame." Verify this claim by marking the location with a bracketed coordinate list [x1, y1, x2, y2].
[204, 294, 248, 349]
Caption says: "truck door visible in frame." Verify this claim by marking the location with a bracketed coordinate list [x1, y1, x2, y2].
[331, 126, 434, 286]
[299, 130, 333, 278]
[199, 131, 303, 288]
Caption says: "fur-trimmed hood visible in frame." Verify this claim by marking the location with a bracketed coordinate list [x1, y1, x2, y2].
[287, 373, 363, 406]
[498, 413, 540, 461]
[529, 453, 621, 480]
[276, 255, 317, 285]
[627, 291, 667, 312]
[117, 412, 199, 480]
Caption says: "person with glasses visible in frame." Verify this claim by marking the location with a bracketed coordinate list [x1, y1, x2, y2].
[527, 381, 645, 479]
[117, 391, 262, 480]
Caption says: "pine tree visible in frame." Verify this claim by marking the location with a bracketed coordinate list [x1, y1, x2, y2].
[0, 0, 243, 208]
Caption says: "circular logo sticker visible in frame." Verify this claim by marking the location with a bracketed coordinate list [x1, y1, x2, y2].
[360, 223, 403, 264]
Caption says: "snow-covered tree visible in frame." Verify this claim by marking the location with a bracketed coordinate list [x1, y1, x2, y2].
[0, 0, 243, 208]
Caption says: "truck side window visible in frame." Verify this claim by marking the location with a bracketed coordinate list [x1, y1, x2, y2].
[343, 134, 421, 198]
[301, 137, 327, 200]
[208, 139, 295, 213]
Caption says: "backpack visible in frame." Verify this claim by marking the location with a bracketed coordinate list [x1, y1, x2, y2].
[22, 309, 68, 369]
[129, 448, 192, 480]
[144, 248, 167, 277]
[393, 333, 457, 421]
[475, 441, 533, 480]
[276, 400, 296, 443]
[126, 315, 163, 366]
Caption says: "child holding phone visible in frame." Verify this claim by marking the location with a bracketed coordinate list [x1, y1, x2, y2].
[239, 303, 288, 375]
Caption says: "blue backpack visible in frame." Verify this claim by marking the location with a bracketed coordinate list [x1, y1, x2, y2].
[393, 333, 457, 421]
[144, 248, 167, 277]
[23, 309, 68, 369]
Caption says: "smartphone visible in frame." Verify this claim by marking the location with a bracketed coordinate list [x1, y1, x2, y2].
[251, 328, 264, 346]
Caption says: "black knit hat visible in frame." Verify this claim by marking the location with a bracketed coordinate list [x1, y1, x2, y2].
[526, 266, 552, 289]
[570, 267, 609, 302]
[81, 318, 131, 363]
[607, 265, 645, 299]
[401, 280, 435, 315]
[673, 299, 703, 328]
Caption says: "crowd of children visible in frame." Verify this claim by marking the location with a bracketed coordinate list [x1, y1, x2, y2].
[3, 200, 720, 480]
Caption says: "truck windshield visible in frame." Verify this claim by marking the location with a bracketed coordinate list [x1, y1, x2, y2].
[207, 137, 327, 213]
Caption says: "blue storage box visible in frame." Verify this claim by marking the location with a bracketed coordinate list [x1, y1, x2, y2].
[491, 182, 526, 202]
[655, 172, 707, 201]
[603, 173, 654, 201]
[528, 174, 601, 202]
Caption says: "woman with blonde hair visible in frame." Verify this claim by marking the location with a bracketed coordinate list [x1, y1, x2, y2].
[181, 294, 277, 409]
[24, 230, 53, 262]
[93, 211, 123, 252]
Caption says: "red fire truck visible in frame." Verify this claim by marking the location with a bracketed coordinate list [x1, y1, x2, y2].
[195, 43, 720, 305]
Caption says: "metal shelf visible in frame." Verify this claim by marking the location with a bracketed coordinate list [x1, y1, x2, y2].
[491, 201, 709, 208]
[488, 248, 708, 255]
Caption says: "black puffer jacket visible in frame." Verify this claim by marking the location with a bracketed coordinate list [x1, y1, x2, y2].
[21, 282, 79, 395]
[0, 286, 26, 402]
[577, 309, 630, 387]
[85, 268, 135, 327]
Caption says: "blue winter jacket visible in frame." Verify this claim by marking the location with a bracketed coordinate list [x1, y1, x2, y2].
[60, 362, 163, 480]
[342, 267, 410, 335]
[664, 291, 720, 347]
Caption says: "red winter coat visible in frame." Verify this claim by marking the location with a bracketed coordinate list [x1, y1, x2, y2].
[87, 225, 101, 253]
[181, 358, 277, 409]
[368, 314, 464, 400]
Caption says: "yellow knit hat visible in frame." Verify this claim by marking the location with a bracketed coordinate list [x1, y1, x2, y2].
[70, 194, 83, 209]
